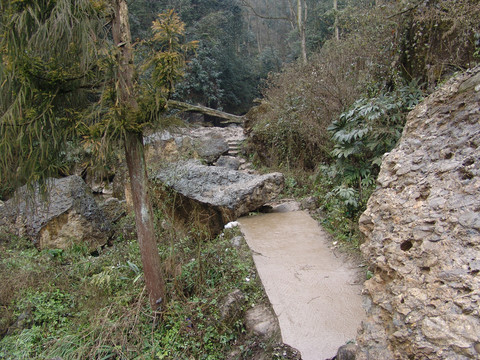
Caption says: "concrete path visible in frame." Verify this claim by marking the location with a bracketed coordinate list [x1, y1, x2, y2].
[238, 209, 365, 360]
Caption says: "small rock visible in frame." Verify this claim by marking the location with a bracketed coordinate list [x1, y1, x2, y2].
[231, 235, 244, 248]
[226, 349, 242, 360]
[219, 289, 246, 321]
[273, 343, 302, 360]
[225, 221, 240, 229]
[301, 196, 318, 211]
[216, 156, 241, 170]
[245, 304, 281, 341]
[100, 197, 126, 223]
[193, 134, 229, 164]
[335, 343, 358, 360]
[7, 309, 32, 334]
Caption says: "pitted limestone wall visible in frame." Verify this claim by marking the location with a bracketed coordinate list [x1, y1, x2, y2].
[357, 68, 480, 359]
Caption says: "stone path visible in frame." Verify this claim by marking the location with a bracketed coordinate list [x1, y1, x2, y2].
[238, 208, 365, 360]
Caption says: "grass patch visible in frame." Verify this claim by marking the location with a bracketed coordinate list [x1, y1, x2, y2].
[0, 214, 274, 359]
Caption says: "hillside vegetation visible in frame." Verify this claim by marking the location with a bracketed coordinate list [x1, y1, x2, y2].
[246, 0, 480, 246]
[0, 0, 479, 358]
[0, 214, 279, 359]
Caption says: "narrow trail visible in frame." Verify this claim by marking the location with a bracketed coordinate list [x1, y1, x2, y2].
[238, 207, 365, 360]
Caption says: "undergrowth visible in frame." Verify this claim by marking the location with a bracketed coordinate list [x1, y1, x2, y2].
[256, 81, 424, 249]
[0, 213, 270, 359]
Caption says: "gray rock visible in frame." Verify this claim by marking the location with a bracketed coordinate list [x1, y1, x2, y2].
[100, 197, 126, 223]
[245, 304, 281, 341]
[335, 343, 358, 360]
[194, 134, 229, 163]
[0, 176, 111, 251]
[273, 343, 302, 360]
[231, 235, 244, 248]
[154, 160, 284, 235]
[219, 289, 246, 322]
[7, 310, 32, 335]
[216, 155, 241, 170]
[357, 67, 480, 359]
[145, 126, 245, 166]
[300, 196, 318, 211]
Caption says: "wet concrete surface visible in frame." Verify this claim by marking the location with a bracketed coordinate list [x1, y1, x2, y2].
[238, 208, 365, 360]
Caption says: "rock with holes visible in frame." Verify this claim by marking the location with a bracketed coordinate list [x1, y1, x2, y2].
[153, 160, 284, 236]
[356, 67, 480, 359]
[0, 176, 111, 251]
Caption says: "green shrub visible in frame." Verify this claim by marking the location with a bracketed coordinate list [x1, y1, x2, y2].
[314, 81, 423, 246]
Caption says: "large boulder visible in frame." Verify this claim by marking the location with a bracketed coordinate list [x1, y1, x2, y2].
[356, 67, 480, 359]
[145, 126, 245, 169]
[153, 160, 284, 236]
[0, 176, 112, 251]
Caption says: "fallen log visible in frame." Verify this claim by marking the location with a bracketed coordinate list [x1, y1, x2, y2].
[167, 100, 244, 124]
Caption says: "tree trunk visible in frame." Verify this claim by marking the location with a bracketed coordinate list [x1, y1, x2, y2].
[112, 0, 165, 311]
[334, 0, 339, 41]
[297, 0, 307, 64]
[124, 132, 165, 311]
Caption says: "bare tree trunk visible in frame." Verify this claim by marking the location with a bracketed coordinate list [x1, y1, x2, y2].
[334, 0, 339, 41]
[112, 0, 165, 311]
[297, 0, 307, 64]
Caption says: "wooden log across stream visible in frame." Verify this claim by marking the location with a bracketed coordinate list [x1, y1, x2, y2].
[167, 100, 244, 124]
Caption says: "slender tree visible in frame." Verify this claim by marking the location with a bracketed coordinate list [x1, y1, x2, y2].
[242, 0, 308, 63]
[333, 0, 339, 41]
[295, 0, 308, 63]
[110, 0, 166, 311]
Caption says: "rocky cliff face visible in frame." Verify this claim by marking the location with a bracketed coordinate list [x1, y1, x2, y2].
[357, 67, 480, 359]
[0, 176, 111, 251]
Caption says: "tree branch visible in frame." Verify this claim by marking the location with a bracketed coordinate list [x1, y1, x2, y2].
[387, 1, 421, 19]
[240, 0, 291, 21]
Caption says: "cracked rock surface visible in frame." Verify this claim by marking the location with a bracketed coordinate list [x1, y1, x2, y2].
[153, 160, 284, 235]
[356, 67, 480, 359]
[0, 176, 111, 251]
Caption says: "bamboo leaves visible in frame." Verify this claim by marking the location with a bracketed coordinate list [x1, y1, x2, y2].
[0, 0, 105, 195]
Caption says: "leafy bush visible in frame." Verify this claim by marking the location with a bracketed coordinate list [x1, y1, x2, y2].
[246, 4, 400, 170]
[329, 80, 423, 171]
[398, 0, 480, 89]
[314, 81, 423, 245]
